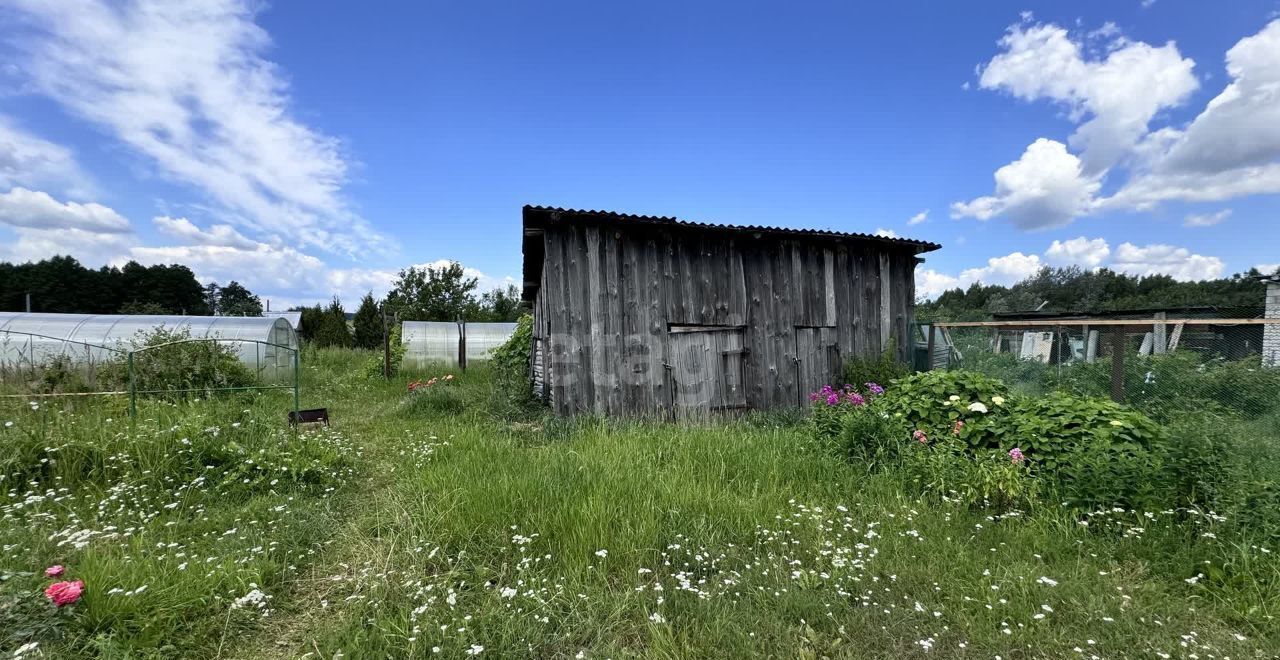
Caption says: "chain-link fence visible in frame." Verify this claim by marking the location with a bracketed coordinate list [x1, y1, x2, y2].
[921, 318, 1280, 438]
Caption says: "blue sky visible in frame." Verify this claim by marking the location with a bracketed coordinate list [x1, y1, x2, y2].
[1, 0, 1278, 308]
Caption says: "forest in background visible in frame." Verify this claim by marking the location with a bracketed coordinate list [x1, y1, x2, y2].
[918, 266, 1279, 321]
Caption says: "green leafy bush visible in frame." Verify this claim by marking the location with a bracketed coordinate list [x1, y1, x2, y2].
[103, 326, 254, 400]
[363, 324, 406, 379]
[984, 392, 1167, 468]
[879, 370, 1010, 434]
[488, 314, 540, 415]
[840, 348, 909, 394]
[835, 402, 908, 467]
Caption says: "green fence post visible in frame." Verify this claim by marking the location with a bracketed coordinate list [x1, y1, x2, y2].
[292, 347, 300, 419]
[127, 351, 137, 418]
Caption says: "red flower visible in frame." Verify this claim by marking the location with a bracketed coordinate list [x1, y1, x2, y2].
[45, 580, 85, 607]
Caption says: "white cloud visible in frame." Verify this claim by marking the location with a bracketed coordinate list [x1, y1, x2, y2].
[950, 138, 1100, 229]
[1105, 20, 1280, 208]
[1183, 209, 1232, 227]
[153, 216, 257, 249]
[965, 19, 1280, 226]
[874, 228, 899, 238]
[915, 267, 961, 300]
[2, 0, 380, 254]
[916, 236, 1225, 299]
[977, 20, 1197, 174]
[0, 186, 130, 233]
[0, 116, 90, 195]
[0, 226, 137, 266]
[907, 210, 928, 225]
[1110, 242, 1224, 280]
[959, 251, 1044, 286]
[1045, 236, 1111, 267]
[1257, 263, 1280, 275]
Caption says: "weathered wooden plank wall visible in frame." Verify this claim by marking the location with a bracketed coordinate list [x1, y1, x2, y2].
[533, 220, 918, 416]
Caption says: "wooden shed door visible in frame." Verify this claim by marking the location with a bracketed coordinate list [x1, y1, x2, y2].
[795, 327, 841, 404]
[667, 328, 746, 420]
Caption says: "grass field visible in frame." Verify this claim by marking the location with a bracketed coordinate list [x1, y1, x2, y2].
[2, 348, 1277, 658]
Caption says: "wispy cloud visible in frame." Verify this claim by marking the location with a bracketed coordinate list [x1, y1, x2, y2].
[2, 0, 380, 254]
[1183, 209, 1232, 227]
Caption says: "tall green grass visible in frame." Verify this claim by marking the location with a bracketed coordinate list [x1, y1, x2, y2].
[1, 349, 1276, 658]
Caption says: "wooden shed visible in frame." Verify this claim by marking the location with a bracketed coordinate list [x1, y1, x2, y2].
[522, 206, 940, 418]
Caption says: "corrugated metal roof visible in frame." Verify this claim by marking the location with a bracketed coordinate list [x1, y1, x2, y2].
[523, 205, 942, 252]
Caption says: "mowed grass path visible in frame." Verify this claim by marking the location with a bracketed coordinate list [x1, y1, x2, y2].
[3, 349, 1276, 658]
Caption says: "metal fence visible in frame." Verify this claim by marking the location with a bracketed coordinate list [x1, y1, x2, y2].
[0, 330, 300, 418]
[922, 318, 1280, 429]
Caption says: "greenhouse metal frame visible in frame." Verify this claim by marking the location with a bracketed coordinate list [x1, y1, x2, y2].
[0, 312, 301, 417]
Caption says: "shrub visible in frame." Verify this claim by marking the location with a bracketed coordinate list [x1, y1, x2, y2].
[102, 326, 254, 400]
[878, 370, 1010, 436]
[984, 392, 1168, 468]
[363, 324, 406, 379]
[840, 348, 909, 394]
[839, 369, 1184, 511]
[836, 402, 908, 467]
[488, 314, 540, 415]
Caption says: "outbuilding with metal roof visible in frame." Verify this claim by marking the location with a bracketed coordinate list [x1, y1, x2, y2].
[521, 205, 941, 418]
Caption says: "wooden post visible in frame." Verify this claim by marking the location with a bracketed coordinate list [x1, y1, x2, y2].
[925, 324, 936, 371]
[381, 308, 391, 379]
[1109, 328, 1125, 403]
[457, 317, 467, 372]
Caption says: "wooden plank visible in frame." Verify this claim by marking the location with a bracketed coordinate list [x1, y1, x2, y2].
[934, 318, 1273, 327]
[603, 228, 623, 415]
[823, 248, 837, 327]
[743, 242, 769, 409]
[878, 253, 892, 354]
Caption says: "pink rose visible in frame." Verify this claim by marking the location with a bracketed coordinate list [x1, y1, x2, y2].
[912, 429, 928, 444]
[45, 580, 85, 607]
[45, 565, 65, 577]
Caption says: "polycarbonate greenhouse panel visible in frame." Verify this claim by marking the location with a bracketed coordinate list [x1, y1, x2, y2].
[0, 312, 298, 377]
[401, 321, 517, 368]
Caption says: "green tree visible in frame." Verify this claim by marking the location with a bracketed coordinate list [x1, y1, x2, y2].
[214, 281, 264, 316]
[469, 284, 523, 322]
[384, 262, 478, 321]
[313, 297, 353, 348]
[352, 292, 383, 350]
[119, 301, 169, 315]
[295, 304, 325, 343]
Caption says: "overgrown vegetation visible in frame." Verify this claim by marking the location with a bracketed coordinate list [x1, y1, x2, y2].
[0, 350, 1276, 658]
[97, 326, 255, 400]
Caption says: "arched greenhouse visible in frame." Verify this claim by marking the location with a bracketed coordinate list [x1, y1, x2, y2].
[0, 312, 299, 378]
[402, 321, 518, 368]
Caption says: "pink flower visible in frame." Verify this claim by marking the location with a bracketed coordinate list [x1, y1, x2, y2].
[952, 420, 964, 436]
[1009, 447, 1025, 465]
[44, 565, 65, 578]
[825, 393, 840, 406]
[912, 429, 928, 444]
[45, 580, 85, 607]
[846, 392, 866, 406]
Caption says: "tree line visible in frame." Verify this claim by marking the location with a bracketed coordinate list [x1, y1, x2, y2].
[294, 262, 523, 349]
[919, 266, 1278, 322]
[0, 255, 263, 316]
